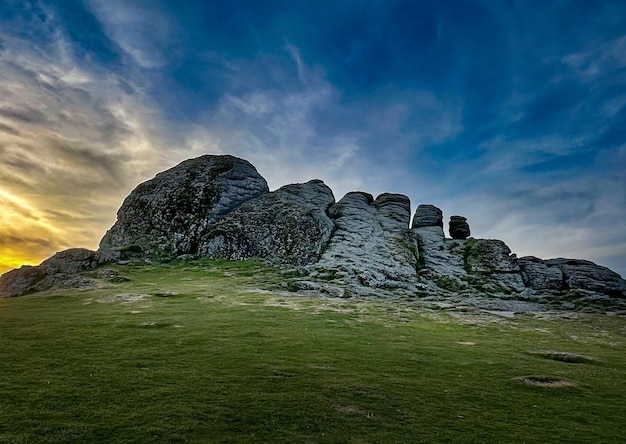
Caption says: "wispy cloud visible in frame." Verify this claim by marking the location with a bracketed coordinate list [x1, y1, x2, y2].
[561, 35, 626, 83]
[0, 2, 189, 272]
[84, 0, 175, 69]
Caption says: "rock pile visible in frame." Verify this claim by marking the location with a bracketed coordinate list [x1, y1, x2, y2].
[2, 154, 625, 310]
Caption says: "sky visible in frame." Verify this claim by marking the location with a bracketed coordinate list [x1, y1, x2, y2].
[0, 0, 625, 278]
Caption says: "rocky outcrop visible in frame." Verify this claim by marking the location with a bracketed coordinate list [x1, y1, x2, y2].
[411, 204, 443, 228]
[198, 180, 335, 265]
[449, 216, 470, 240]
[2, 154, 625, 310]
[0, 248, 100, 297]
[464, 239, 526, 295]
[99, 155, 268, 257]
[518, 256, 564, 294]
[299, 192, 418, 297]
[520, 257, 626, 301]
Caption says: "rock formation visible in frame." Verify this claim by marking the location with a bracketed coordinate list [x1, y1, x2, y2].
[449, 215, 470, 239]
[0, 249, 101, 297]
[1, 154, 625, 310]
[297, 192, 419, 297]
[412, 204, 443, 228]
[99, 155, 268, 257]
[199, 180, 335, 266]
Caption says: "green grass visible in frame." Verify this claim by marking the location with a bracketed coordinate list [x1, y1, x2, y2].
[1, 259, 625, 443]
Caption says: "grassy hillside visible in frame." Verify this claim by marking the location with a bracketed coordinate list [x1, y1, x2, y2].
[1, 260, 625, 443]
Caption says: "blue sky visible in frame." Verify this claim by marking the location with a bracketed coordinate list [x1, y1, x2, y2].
[0, 0, 625, 277]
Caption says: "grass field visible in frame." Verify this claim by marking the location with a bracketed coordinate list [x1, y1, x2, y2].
[1, 259, 625, 443]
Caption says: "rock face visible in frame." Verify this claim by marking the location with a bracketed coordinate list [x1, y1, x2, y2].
[199, 180, 335, 266]
[2, 153, 625, 309]
[99, 155, 268, 257]
[449, 216, 470, 240]
[0, 249, 100, 297]
[299, 192, 418, 297]
[519, 257, 626, 300]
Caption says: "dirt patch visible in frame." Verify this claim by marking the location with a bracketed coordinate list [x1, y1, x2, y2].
[97, 293, 149, 303]
[457, 341, 476, 346]
[533, 351, 595, 364]
[516, 375, 575, 387]
[307, 364, 337, 371]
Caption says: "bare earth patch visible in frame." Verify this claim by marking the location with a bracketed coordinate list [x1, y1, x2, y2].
[97, 293, 149, 303]
[533, 351, 595, 364]
[516, 376, 576, 387]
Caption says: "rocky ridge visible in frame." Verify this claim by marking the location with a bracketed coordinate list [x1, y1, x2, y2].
[1, 154, 625, 311]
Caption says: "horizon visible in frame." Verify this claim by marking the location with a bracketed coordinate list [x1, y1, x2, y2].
[1, 1, 625, 277]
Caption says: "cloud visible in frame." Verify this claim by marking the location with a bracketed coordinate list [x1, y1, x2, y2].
[0, 121, 20, 136]
[84, 0, 175, 69]
[561, 35, 626, 83]
[0, 2, 191, 273]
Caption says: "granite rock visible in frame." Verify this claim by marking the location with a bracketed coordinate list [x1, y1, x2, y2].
[199, 180, 335, 265]
[301, 192, 418, 296]
[449, 215, 470, 240]
[99, 155, 268, 257]
[411, 204, 443, 229]
[0, 248, 100, 297]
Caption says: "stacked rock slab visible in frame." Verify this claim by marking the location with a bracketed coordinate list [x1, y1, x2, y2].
[298, 192, 419, 297]
[413, 206, 526, 298]
[99, 155, 269, 257]
[449, 216, 470, 239]
[198, 180, 335, 266]
[411, 205, 469, 293]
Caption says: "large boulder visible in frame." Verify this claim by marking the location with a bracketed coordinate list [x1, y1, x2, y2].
[0, 248, 100, 297]
[99, 155, 268, 257]
[411, 205, 468, 292]
[198, 180, 335, 265]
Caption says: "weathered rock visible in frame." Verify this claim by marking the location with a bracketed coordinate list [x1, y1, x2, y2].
[411, 204, 443, 229]
[449, 215, 470, 240]
[99, 155, 268, 257]
[3, 154, 626, 310]
[302, 192, 418, 296]
[0, 266, 47, 297]
[518, 256, 564, 293]
[518, 256, 626, 301]
[464, 239, 526, 295]
[0, 248, 100, 297]
[198, 180, 335, 265]
[374, 193, 412, 233]
[544, 258, 626, 299]
[410, 204, 527, 298]
[40, 248, 100, 273]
